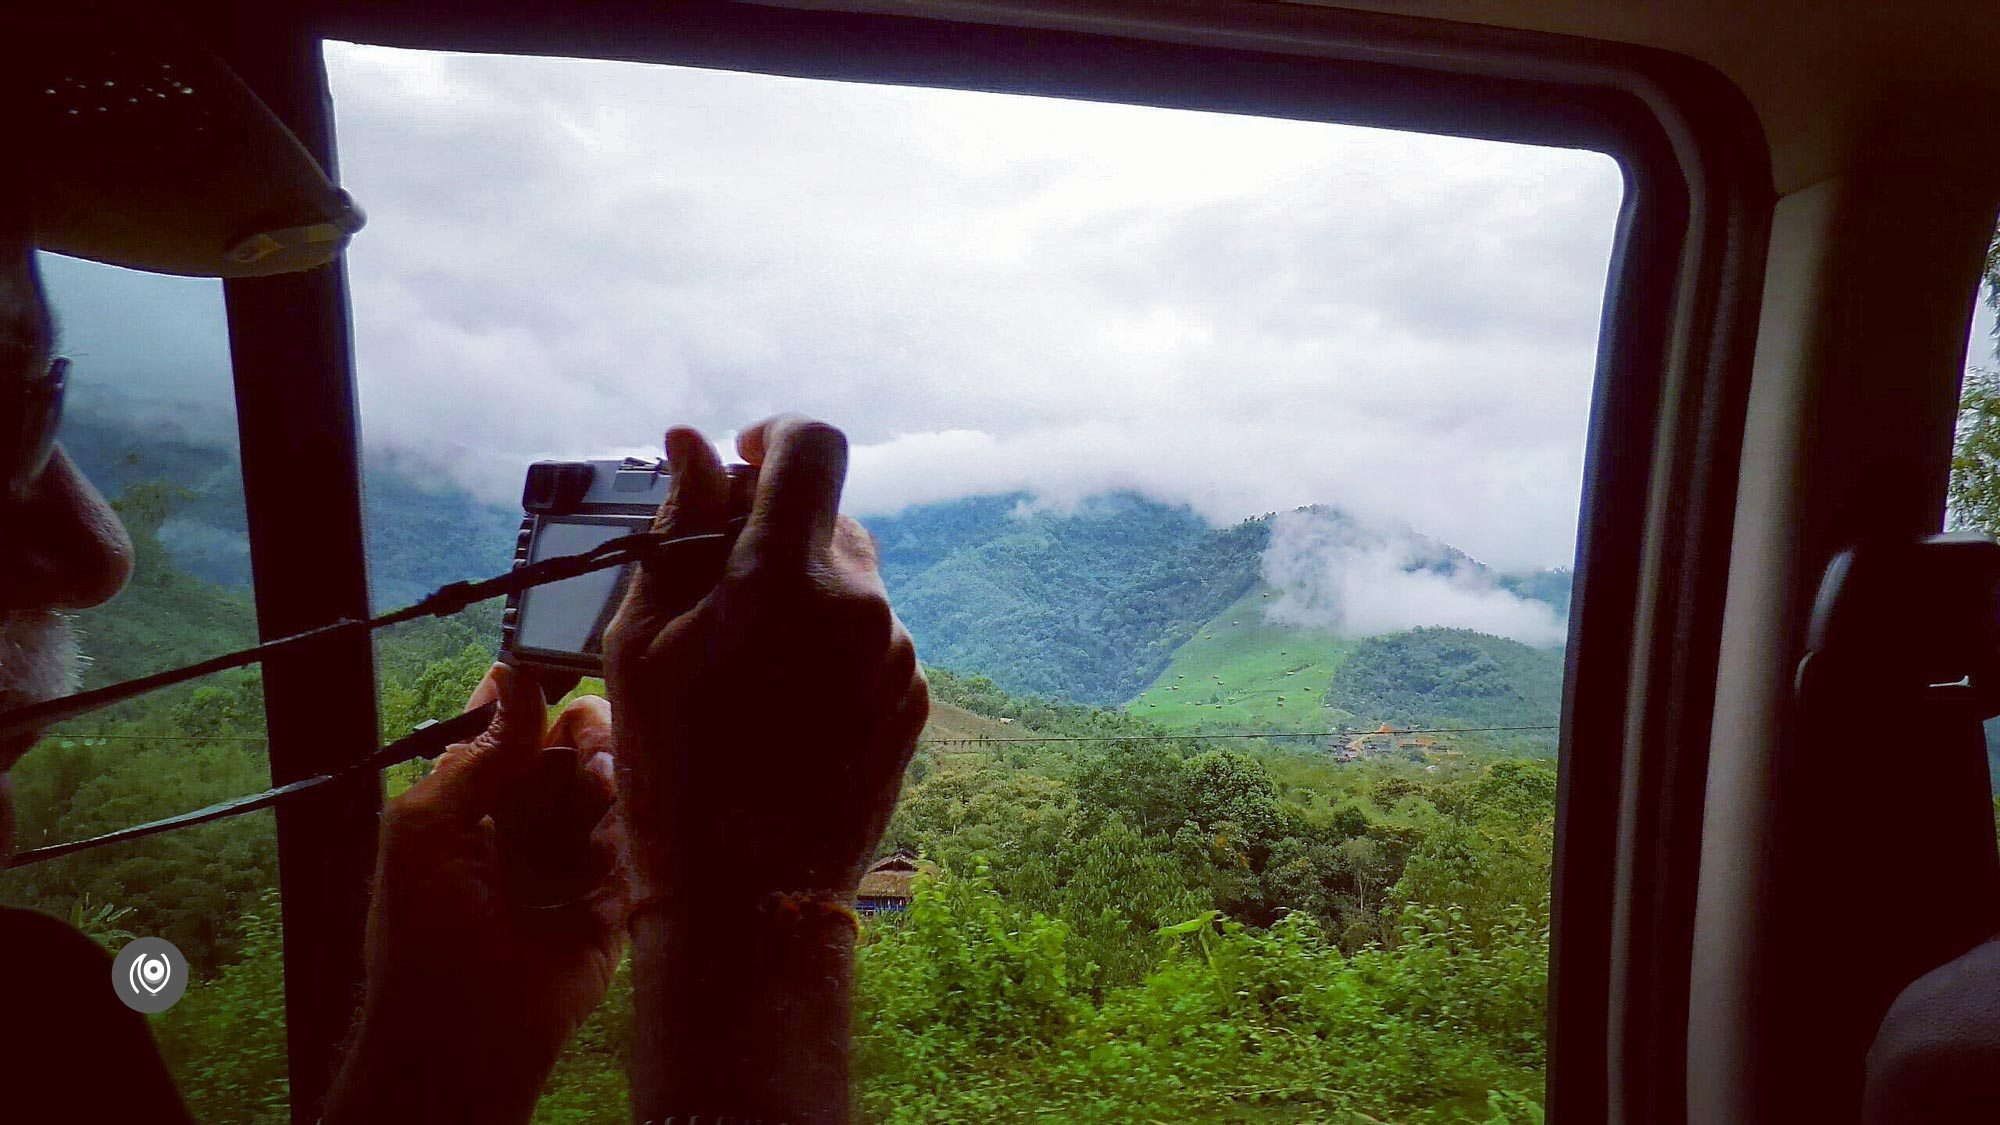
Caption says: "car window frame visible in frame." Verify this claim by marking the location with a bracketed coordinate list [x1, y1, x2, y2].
[195, 4, 1773, 1119]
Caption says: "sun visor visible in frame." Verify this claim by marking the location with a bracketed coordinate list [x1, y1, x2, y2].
[8, 34, 364, 278]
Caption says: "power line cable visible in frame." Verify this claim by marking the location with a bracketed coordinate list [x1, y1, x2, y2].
[11, 716, 1551, 865]
[34, 722, 1558, 745]
[918, 723, 1557, 746]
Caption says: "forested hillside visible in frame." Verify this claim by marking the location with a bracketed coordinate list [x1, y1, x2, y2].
[59, 405, 1575, 726]
[1326, 628, 1566, 738]
[23, 413, 1572, 1122]
[4, 474, 1563, 1122]
[58, 407, 519, 608]
[869, 492, 1272, 704]
[74, 482, 257, 686]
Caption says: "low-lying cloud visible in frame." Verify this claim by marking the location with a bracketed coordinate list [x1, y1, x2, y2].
[1260, 509, 1567, 647]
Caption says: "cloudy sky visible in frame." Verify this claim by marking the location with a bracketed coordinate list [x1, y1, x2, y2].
[319, 42, 1629, 574]
[47, 41, 1639, 576]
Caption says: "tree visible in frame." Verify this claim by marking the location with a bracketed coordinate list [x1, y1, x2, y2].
[1071, 741, 1189, 835]
[1055, 817, 1209, 987]
[156, 894, 289, 1124]
[1181, 749, 1280, 840]
[67, 895, 136, 952]
[377, 641, 495, 739]
[1950, 369, 2000, 534]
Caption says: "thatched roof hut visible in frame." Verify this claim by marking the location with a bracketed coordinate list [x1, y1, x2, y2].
[856, 851, 921, 913]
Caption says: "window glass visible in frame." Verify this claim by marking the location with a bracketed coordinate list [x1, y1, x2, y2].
[1950, 262, 1999, 535]
[0, 255, 286, 1119]
[1950, 242, 1999, 798]
[330, 41, 1620, 1122]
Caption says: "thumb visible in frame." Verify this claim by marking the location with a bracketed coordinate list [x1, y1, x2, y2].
[607, 427, 738, 651]
[423, 663, 548, 821]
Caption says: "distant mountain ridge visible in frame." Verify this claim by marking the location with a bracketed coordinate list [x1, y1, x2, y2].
[58, 410, 520, 609]
[869, 492, 1272, 705]
[59, 405, 1574, 722]
[873, 494, 1572, 708]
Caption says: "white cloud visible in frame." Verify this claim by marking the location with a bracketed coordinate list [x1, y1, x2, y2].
[319, 43, 1624, 571]
[40, 43, 1623, 574]
[1260, 509, 1567, 646]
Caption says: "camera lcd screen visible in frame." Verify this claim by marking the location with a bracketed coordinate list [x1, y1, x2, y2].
[513, 520, 639, 659]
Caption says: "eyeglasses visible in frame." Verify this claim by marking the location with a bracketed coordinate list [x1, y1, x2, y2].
[3, 355, 67, 503]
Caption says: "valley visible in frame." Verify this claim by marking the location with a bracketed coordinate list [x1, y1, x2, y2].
[11, 408, 1579, 1122]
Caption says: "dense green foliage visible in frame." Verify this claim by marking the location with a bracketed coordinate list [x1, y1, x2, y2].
[2, 488, 505, 1123]
[856, 879, 1547, 1122]
[874, 493, 1569, 713]
[858, 703, 1556, 1121]
[1324, 628, 1564, 742]
[361, 465, 522, 608]
[79, 482, 257, 686]
[1951, 368, 2000, 538]
[4, 488, 274, 981]
[156, 893, 290, 1121]
[4, 471, 1561, 1122]
[925, 667, 1163, 740]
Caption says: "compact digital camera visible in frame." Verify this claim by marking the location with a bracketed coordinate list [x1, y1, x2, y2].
[499, 457, 675, 676]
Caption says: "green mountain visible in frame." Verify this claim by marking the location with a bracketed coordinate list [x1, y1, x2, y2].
[55, 411, 253, 587]
[16, 430, 1580, 1122]
[1128, 585, 1352, 729]
[11, 519, 1564, 1123]
[56, 404, 1576, 725]
[873, 495, 1573, 717]
[71, 492, 257, 689]
[869, 492, 1272, 705]
[58, 408, 520, 608]
[1322, 627, 1565, 736]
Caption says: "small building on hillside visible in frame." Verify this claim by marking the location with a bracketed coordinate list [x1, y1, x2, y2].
[1340, 723, 1445, 760]
[1343, 723, 1403, 758]
[856, 851, 920, 915]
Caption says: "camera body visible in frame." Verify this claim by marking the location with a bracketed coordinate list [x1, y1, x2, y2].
[500, 457, 673, 676]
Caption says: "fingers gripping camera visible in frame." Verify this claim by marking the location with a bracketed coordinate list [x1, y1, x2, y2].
[500, 458, 749, 676]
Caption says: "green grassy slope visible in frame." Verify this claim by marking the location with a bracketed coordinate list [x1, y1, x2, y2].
[921, 699, 1031, 744]
[1128, 586, 1352, 731]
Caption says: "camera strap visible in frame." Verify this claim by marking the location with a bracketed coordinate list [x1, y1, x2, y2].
[2, 523, 741, 868]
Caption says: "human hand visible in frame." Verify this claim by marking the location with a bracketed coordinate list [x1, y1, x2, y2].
[604, 415, 929, 911]
[324, 664, 628, 1125]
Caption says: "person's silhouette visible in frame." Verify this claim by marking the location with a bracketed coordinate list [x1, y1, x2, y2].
[2, 22, 927, 1125]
